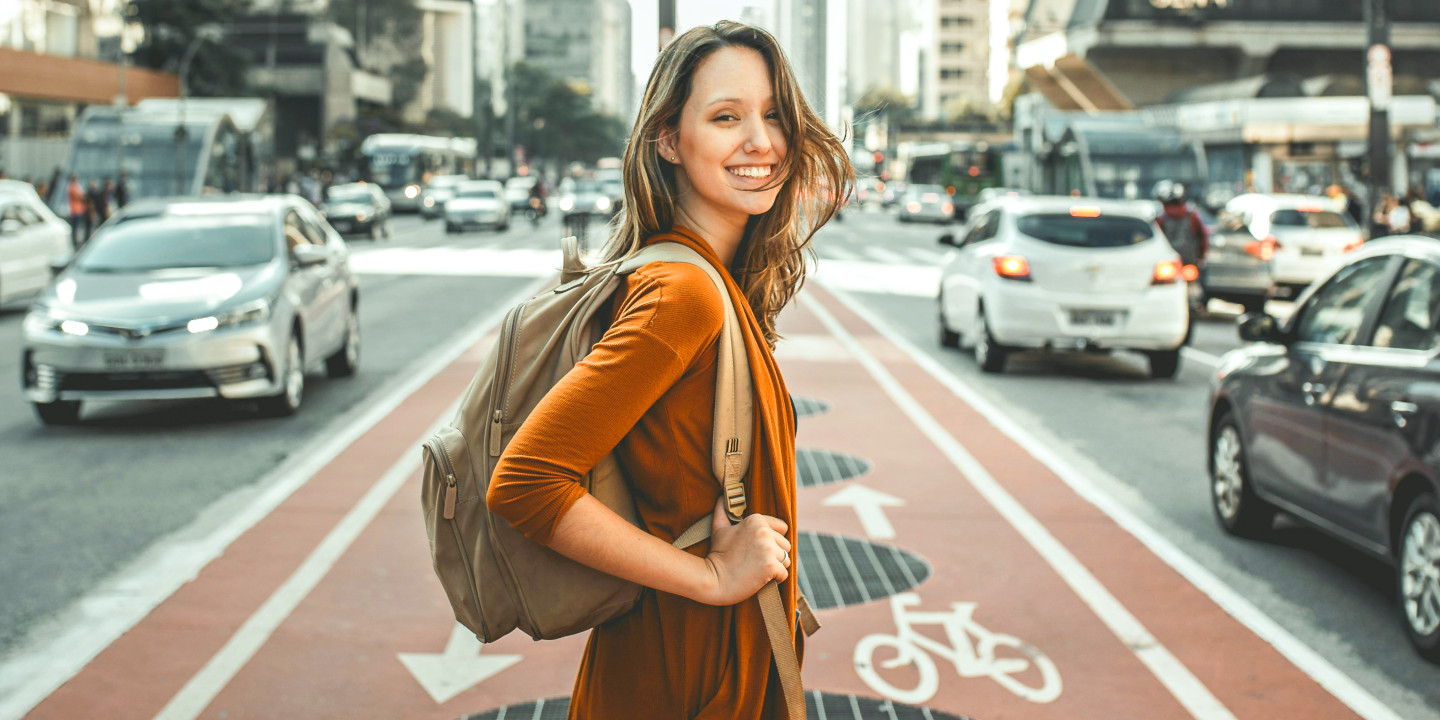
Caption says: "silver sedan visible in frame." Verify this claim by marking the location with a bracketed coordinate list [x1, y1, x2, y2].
[20, 195, 361, 424]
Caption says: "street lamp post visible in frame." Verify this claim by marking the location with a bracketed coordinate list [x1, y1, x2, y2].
[1364, 0, 1392, 234]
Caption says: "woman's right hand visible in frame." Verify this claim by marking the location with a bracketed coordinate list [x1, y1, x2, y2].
[696, 497, 791, 606]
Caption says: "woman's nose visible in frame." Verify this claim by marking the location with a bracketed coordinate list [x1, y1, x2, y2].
[743, 117, 772, 155]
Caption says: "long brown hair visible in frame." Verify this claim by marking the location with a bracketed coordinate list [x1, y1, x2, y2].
[597, 20, 853, 348]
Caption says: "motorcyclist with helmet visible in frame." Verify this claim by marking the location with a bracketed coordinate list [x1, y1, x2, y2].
[1154, 180, 1209, 322]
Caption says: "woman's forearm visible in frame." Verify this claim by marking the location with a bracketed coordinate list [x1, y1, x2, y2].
[546, 492, 716, 602]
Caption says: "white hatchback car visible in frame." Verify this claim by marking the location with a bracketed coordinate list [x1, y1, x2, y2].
[937, 196, 1190, 378]
[0, 180, 72, 306]
[1221, 193, 1364, 297]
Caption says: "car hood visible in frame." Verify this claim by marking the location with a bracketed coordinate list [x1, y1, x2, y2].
[44, 263, 281, 325]
[448, 198, 502, 211]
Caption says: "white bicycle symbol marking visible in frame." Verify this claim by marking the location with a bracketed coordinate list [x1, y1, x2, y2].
[854, 592, 1062, 705]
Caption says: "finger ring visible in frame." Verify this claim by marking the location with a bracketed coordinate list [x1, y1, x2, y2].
[782, 551, 790, 566]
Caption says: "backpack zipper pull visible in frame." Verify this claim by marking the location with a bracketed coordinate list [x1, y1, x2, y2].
[443, 473, 458, 519]
[489, 409, 503, 456]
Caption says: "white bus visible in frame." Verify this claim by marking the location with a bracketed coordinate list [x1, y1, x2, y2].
[359, 134, 476, 211]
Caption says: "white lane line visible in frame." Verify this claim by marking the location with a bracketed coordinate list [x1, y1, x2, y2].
[817, 286, 1406, 720]
[906, 248, 946, 264]
[155, 429, 433, 719]
[1182, 347, 1223, 368]
[801, 292, 1238, 720]
[862, 247, 911, 264]
[0, 274, 554, 720]
[819, 246, 864, 262]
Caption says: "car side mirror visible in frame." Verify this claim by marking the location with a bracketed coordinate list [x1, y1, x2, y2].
[1238, 312, 1282, 344]
[0, 218, 23, 235]
[48, 253, 73, 275]
[291, 244, 329, 268]
[938, 233, 957, 247]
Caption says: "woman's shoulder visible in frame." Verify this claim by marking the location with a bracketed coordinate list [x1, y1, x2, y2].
[620, 260, 727, 348]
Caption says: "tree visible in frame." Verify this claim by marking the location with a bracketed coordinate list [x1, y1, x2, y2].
[129, 0, 252, 97]
[505, 63, 628, 169]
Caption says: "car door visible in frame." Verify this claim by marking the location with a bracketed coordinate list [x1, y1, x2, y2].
[0, 200, 49, 300]
[296, 208, 347, 356]
[283, 210, 326, 357]
[1246, 254, 1395, 510]
[940, 209, 1000, 333]
[1324, 256, 1440, 549]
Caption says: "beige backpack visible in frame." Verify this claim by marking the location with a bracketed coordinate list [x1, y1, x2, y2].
[420, 238, 814, 719]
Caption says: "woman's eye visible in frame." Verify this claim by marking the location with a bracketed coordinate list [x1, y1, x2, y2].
[713, 113, 738, 122]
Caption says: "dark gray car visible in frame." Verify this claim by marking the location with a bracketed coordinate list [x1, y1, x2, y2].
[21, 195, 360, 424]
[1208, 235, 1440, 662]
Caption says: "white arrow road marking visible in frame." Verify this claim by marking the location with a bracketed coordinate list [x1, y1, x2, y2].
[399, 623, 522, 705]
[823, 483, 905, 539]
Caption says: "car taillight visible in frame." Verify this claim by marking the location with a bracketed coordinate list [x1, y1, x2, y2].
[1153, 260, 1182, 284]
[994, 255, 1031, 281]
[1244, 235, 1277, 261]
[907, 201, 922, 213]
[1344, 237, 1365, 253]
[941, 203, 954, 214]
[1181, 264, 1200, 282]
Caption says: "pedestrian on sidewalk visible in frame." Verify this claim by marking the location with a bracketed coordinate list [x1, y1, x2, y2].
[66, 174, 87, 248]
[486, 20, 852, 720]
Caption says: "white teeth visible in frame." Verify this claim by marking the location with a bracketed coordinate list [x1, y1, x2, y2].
[729, 166, 771, 179]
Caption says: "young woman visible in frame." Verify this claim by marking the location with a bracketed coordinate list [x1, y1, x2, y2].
[486, 20, 851, 719]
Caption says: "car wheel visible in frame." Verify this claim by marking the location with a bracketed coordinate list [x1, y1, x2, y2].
[260, 332, 304, 417]
[938, 294, 960, 349]
[384, 220, 393, 239]
[1397, 492, 1440, 662]
[326, 306, 360, 378]
[974, 308, 1008, 373]
[1147, 349, 1181, 379]
[34, 400, 81, 425]
[445, 223, 456, 234]
[1210, 412, 1275, 538]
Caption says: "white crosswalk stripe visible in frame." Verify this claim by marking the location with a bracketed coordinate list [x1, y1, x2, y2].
[816, 245, 863, 262]
[349, 246, 563, 277]
[907, 247, 947, 264]
[862, 247, 910, 264]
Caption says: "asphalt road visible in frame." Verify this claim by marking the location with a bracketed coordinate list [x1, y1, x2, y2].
[0, 205, 1435, 718]
[0, 213, 555, 654]
[816, 208, 1439, 719]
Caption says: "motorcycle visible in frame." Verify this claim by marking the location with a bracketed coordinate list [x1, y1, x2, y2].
[527, 196, 547, 225]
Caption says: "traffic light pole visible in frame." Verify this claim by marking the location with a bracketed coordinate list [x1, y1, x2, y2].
[1364, 0, 1392, 233]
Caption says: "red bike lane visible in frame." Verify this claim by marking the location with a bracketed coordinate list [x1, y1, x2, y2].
[21, 282, 1367, 720]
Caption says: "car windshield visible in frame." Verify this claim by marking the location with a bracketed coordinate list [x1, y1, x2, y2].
[911, 185, 946, 197]
[77, 214, 276, 271]
[1016, 213, 1154, 248]
[326, 186, 371, 202]
[573, 180, 604, 194]
[458, 187, 497, 199]
[1271, 209, 1353, 229]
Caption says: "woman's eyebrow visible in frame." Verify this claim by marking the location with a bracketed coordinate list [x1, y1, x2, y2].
[704, 96, 775, 108]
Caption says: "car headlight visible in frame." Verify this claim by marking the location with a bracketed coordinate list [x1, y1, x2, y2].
[559, 197, 574, 212]
[188, 298, 271, 334]
[23, 308, 64, 335]
[405, 185, 420, 199]
[424, 197, 434, 207]
[596, 197, 612, 211]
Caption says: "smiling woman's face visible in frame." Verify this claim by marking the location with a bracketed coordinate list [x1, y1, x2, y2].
[664, 46, 788, 227]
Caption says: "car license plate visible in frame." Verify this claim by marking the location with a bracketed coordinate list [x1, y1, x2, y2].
[332, 221, 351, 232]
[1301, 247, 1324, 256]
[103, 349, 165, 370]
[1070, 309, 1121, 326]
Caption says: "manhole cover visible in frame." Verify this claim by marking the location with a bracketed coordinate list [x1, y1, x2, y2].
[797, 531, 930, 610]
[460, 696, 569, 719]
[461, 692, 976, 719]
[796, 448, 870, 488]
[791, 395, 832, 418]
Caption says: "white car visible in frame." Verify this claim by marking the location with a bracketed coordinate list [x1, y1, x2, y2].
[0, 180, 72, 306]
[1221, 193, 1364, 297]
[937, 196, 1190, 378]
[445, 180, 510, 233]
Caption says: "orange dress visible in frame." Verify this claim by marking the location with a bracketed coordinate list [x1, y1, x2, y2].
[487, 228, 800, 719]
